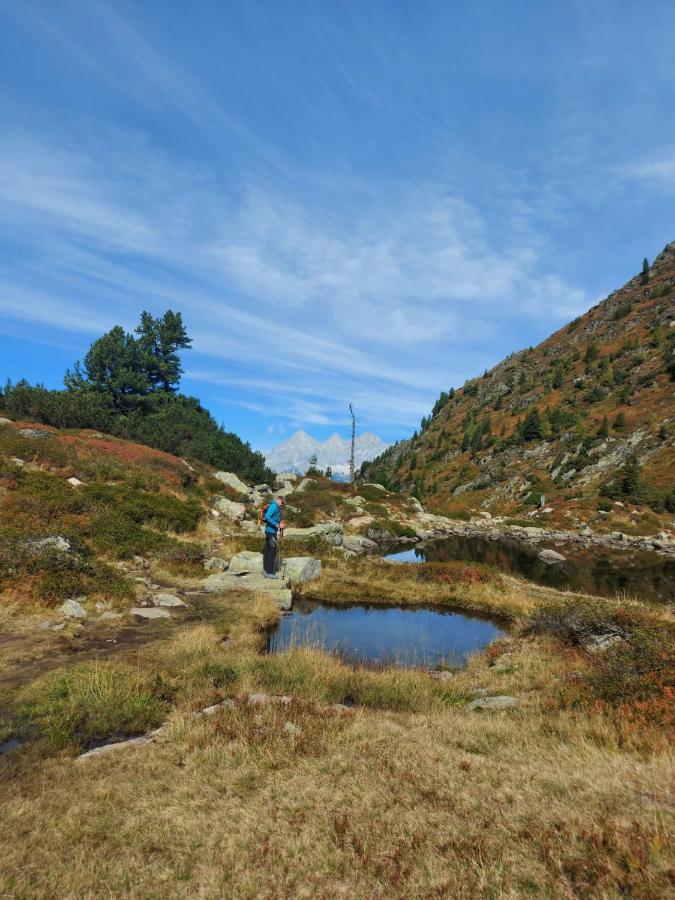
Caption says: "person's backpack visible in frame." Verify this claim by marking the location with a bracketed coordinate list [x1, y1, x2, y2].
[258, 501, 272, 526]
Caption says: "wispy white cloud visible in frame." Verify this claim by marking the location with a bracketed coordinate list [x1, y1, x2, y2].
[0, 131, 590, 433]
[621, 153, 675, 187]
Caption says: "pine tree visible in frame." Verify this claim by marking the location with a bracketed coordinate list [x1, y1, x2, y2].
[64, 326, 149, 409]
[552, 367, 564, 389]
[613, 411, 626, 430]
[641, 257, 650, 285]
[597, 415, 609, 438]
[135, 310, 192, 392]
[522, 407, 543, 441]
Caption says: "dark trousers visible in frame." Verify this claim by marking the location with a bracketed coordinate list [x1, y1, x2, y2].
[263, 532, 278, 574]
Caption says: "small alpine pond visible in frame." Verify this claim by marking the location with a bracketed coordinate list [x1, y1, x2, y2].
[384, 534, 674, 602]
[267, 599, 505, 668]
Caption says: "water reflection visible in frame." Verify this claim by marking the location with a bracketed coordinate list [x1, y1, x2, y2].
[268, 599, 504, 668]
[385, 535, 674, 602]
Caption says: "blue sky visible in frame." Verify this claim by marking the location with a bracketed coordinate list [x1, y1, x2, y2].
[1, 1, 674, 451]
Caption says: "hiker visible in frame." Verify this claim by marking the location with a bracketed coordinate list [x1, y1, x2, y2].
[262, 496, 285, 578]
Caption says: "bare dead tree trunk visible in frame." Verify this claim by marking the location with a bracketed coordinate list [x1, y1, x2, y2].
[349, 402, 356, 484]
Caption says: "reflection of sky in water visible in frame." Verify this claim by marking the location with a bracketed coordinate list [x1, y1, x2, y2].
[269, 604, 503, 668]
[383, 537, 674, 603]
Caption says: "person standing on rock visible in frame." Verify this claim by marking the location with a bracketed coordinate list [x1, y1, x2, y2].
[262, 496, 285, 578]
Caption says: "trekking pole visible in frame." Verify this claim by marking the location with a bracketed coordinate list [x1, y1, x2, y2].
[276, 527, 284, 576]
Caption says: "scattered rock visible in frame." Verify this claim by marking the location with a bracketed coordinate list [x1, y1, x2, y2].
[18, 428, 53, 439]
[362, 483, 387, 492]
[538, 548, 566, 564]
[130, 607, 171, 620]
[213, 497, 246, 520]
[213, 471, 250, 495]
[11, 458, 24, 467]
[67, 477, 83, 487]
[464, 695, 519, 711]
[342, 535, 378, 554]
[282, 721, 301, 737]
[133, 555, 150, 569]
[283, 523, 344, 546]
[282, 557, 321, 584]
[204, 556, 229, 572]
[0, 417, 12, 426]
[247, 693, 291, 706]
[584, 633, 624, 653]
[76, 728, 164, 762]
[151, 592, 186, 608]
[59, 598, 87, 619]
[29, 535, 72, 553]
[345, 496, 366, 507]
[201, 699, 236, 717]
[430, 670, 454, 682]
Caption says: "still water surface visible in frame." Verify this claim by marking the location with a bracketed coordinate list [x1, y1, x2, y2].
[385, 534, 674, 602]
[268, 599, 504, 668]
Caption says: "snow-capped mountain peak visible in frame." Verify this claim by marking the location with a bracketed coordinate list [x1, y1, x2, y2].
[264, 430, 388, 479]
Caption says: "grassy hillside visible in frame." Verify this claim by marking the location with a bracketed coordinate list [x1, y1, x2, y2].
[363, 242, 675, 532]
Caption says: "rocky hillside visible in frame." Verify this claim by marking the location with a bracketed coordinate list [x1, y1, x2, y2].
[363, 242, 675, 533]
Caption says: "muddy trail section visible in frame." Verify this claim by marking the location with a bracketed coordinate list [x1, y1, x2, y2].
[0, 576, 243, 695]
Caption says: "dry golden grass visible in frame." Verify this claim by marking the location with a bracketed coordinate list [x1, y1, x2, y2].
[1, 624, 672, 899]
[1, 522, 673, 897]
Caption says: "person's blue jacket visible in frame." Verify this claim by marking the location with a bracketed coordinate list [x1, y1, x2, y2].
[264, 500, 283, 535]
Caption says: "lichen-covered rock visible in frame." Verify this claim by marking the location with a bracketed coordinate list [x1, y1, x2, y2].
[538, 548, 566, 564]
[214, 497, 246, 520]
[282, 557, 321, 584]
[342, 535, 378, 554]
[130, 607, 171, 620]
[151, 593, 186, 608]
[228, 551, 264, 575]
[60, 598, 87, 619]
[214, 471, 250, 495]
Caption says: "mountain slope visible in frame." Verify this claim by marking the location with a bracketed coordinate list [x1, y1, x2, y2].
[363, 242, 675, 531]
[266, 430, 388, 478]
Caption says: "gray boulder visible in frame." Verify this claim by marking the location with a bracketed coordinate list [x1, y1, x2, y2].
[213, 497, 246, 520]
[228, 551, 264, 575]
[345, 496, 366, 507]
[538, 548, 566, 564]
[130, 607, 171, 620]
[342, 535, 378, 554]
[60, 598, 87, 619]
[0, 417, 12, 426]
[29, 535, 72, 554]
[464, 695, 519, 711]
[282, 557, 321, 584]
[294, 478, 317, 493]
[276, 472, 298, 483]
[202, 573, 232, 592]
[214, 471, 249, 496]
[151, 592, 186, 608]
[283, 523, 344, 546]
[18, 428, 53, 439]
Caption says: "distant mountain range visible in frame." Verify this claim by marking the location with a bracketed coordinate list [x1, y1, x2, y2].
[265, 430, 389, 479]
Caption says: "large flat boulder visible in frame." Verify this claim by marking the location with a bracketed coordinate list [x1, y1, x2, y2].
[213, 497, 246, 520]
[214, 471, 250, 496]
[276, 472, 298, 483]
[151, 592, 186, 608]
[283, 523, 344, 546]
[282, 557, 321, 584]
[228, 551, 264, 575]
[538, 548, 566, 564]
